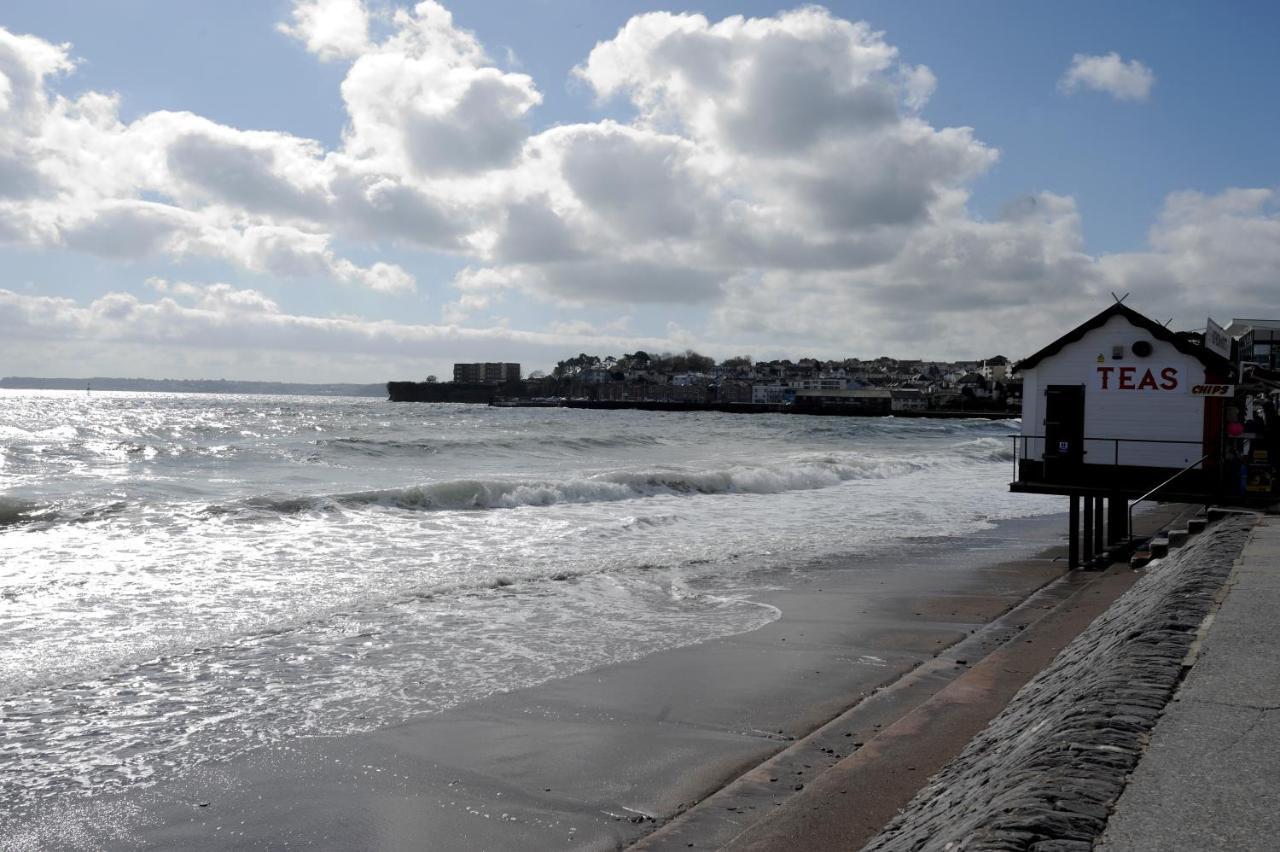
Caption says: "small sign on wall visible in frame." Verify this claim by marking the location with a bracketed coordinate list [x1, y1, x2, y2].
[1190, 384, 1234, 397]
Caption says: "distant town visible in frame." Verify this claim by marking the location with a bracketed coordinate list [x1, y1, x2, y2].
[390, 352, 1020, 415]
[0, 350, 1025, 414]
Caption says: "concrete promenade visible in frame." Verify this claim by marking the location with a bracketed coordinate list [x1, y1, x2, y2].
[1099, 515, 1280, 851]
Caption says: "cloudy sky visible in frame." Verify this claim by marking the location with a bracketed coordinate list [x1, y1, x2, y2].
[1, 1, 1278, 382]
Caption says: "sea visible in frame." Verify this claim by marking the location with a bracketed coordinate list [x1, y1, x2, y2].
[0, 390, 1059, 824]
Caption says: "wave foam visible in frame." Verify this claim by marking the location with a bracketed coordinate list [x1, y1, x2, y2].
[225, 452, 937, 517]
[950, 436, 1017, 462]
[318, 432, 665, 457]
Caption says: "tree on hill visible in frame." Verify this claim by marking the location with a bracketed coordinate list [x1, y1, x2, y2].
[653, 349, 715, 374]
[552, 353, 602, 378]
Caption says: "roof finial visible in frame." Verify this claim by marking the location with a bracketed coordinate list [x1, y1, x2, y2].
[1111, 291, 1130, 304]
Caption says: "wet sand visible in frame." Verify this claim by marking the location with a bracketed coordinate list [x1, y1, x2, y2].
[7, 513, 1127, 852]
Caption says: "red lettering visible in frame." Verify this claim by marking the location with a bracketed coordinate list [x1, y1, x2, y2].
[1097, 366, 1115, 389]
[1118, 367, 1136, 390]
[1160, 367, 1178, 390]
[1137, 368, 1159, 390]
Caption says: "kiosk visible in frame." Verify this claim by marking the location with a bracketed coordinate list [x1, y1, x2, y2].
[1010, 302, 1273, 566]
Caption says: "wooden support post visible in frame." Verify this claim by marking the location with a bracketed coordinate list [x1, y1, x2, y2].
[1094, 497, 1105, 554]
[1108, 494, 1128, 544]
[1069, 494, 1080, 569]
[1082, 496, 1095, 563]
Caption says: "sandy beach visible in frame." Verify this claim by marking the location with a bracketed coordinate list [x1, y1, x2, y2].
[4, 509, 1143, 852]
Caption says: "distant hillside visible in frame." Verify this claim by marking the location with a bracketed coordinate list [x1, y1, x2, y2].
[0, 377, 387, 397]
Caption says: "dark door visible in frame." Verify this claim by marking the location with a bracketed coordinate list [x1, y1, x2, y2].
[1043, 385, 1085, 481]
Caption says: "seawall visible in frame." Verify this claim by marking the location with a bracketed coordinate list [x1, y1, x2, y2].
[862, 513, 1255, 851]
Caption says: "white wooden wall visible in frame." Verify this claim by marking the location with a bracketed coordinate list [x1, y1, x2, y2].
[1021, 315, 1207, 469]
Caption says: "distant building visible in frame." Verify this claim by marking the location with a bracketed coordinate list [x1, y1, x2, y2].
[980, 355, 1010, 383]
[788, 376, 851, 391]
[716, 379, 754, 404]
[752, 384, 789, 404]
[792, 388, 892, 414]
[890, 388, 927, 411]
[577, 368, 611, 384]
[453, 362, 521, 384]
[1226, 318, 1280, 370]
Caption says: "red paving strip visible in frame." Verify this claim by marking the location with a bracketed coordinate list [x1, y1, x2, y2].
[634, 562, 1142, 852]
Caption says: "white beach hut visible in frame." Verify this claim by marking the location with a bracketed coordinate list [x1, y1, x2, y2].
[1010, 301, 1237, 565]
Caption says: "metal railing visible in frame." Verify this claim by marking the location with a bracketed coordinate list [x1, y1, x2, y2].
[1010, 434, 1206, 480]
[1128, 454, 1209, 545]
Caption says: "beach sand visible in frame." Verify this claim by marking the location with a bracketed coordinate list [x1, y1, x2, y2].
[6, 511, 1174, 852]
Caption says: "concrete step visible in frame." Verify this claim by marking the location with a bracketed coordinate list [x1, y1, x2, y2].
[1149, 538, 1170, 558]
[1187, 517, 1207, 534]
[1130, 550, 1152, 569]
[1167, 529, 1188, 547]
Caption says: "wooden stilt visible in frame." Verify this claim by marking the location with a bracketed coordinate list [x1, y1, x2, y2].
[1094, 497, 1105, 555]
[1069, 494, 1080, 569]
[1082, 496, 1094, 563]
[1108, 494, 1128, 544]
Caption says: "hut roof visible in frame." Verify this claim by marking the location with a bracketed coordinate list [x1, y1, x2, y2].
[1015, 302, 1234, 374]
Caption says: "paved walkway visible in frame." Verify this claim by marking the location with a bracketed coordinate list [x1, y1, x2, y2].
[1099, 515, 1280, 852]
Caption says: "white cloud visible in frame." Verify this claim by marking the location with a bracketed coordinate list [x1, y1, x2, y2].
[1059, 52, 1155, 101]
[1101, 188, 1280, 315]
[0, 23, 427, 294]
[0, 284, 684, 379]
[566, 10, 995, 255]
[277, 0, 371, 61]
[215, 225, 417, 293]
[547, 316, 631, 336]
[709, 191, 1101, 356]
[334, 2, 541, 176]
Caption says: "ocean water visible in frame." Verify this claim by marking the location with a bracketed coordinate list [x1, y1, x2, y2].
[0, 390, 1058, 821]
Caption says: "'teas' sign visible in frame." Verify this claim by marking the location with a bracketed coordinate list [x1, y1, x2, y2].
[1096, 366, 1182, 392]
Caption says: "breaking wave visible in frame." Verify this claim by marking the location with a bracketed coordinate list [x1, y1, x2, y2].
[950, 436, 1017, 462]
[0, 498, 130, 529]
[218, 444, 1012, 517]
[317, 432, 666, 457]
[0, 497, 49, 528]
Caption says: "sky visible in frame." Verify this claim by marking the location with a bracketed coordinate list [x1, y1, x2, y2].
[1, 0, 1278, 382]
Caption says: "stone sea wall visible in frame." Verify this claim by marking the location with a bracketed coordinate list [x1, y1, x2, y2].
[863, 515, 1256, 852]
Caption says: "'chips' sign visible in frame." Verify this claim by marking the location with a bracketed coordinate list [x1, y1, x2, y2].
[1190, 384, 1234, 397]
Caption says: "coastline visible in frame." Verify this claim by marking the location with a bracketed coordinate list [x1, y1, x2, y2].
[5, 510, 1143, 852]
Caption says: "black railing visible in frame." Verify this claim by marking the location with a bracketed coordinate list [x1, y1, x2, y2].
[1128, 455, 1209, 545]
[1011, 434, 1206, 478]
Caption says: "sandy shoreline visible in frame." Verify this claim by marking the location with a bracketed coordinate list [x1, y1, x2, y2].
[6, 511, 1144, 852]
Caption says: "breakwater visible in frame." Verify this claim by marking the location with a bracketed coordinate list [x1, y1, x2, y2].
[386, 380, 510, 403]
[562, 400, 1017, 418]
[385, 382, 1017, 419]
[862, 513, 1256, 851]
